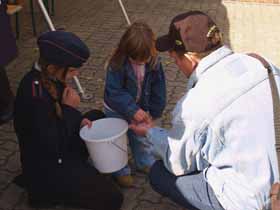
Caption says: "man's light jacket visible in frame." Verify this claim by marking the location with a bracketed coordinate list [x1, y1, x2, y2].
[147, 46, 279, 210]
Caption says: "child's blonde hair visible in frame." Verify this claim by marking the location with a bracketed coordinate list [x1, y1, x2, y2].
[109, 21, 158, 70]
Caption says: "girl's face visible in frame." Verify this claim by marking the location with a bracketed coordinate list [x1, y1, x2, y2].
[64, 67, 79, 81]
[47, 65, 79, 82]
[129, 57, 150, 65]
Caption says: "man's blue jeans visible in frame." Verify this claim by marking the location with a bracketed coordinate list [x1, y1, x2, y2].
[149, 161, 224, 210]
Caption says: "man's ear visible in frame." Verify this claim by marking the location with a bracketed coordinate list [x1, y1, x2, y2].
[184, 53, 199, 69]
[184, 53, 196, 64]
[184, 53, 192, 60]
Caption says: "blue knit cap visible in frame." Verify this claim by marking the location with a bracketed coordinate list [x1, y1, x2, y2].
[37, 30, 90, 68]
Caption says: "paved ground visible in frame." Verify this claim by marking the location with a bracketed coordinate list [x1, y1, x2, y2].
[1, 0, 280, 210]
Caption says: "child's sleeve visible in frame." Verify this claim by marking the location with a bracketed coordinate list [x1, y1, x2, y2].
[104, 66, 139, 120]
[149, 62, 167, 119]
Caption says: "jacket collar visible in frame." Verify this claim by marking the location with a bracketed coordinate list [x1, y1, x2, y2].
[34, 61, 42, 72]
[187, 46, 233, 90]
[32, 62, 65, 90]
[33, 61, 59, 83]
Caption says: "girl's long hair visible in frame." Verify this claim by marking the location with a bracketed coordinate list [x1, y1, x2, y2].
[109, 21, 158, 70]
[39, 57, 67, 119]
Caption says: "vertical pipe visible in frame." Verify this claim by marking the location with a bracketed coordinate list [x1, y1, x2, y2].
[15, 12, 19, 39]
[30, 0, 37, 35]
[37, 0, 55, 31]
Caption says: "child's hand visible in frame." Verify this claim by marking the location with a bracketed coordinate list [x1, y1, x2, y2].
[129, 120, 154, 136]
[80, 118, 92, 128]
[62, 87, 81, 108]
[133, 109, 150, 123]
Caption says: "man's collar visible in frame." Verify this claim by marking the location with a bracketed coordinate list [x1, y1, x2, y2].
[195, 45, 233, 79]
[186, 70, 198, 90]
[187, 46, 233, 90]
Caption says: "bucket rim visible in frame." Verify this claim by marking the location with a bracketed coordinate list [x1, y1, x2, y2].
[80, 118, 128, 143]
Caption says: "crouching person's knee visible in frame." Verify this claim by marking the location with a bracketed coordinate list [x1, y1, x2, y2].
[149, 160, 165, 192]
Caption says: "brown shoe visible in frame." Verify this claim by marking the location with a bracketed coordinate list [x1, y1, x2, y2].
[137, 166, 151, 174]
[116, 175, 133, 188]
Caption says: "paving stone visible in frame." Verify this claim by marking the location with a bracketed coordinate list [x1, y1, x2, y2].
[5, 153, 21, 173]
[13, 192, 34, 210]
[0, 171, 14, 190]
[1, 142, 18, 152]
[0, 160, 7, 167]
[122, 187, 143, 210]
[134, 200, 181, 210]
[138, 186, 162, 203]
[0, 150, 14, 160]
[0, 184, 24, 210]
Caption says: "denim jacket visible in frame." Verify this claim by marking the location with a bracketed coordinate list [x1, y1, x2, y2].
[146, 46, 279, 210]
[104, 57, 166, 120]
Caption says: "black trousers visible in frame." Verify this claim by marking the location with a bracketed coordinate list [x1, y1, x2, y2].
[56, 164, 123, 210]
[59, 110, 123, 210]
[18, 110, 123, 210]
[28, 163, 123, 210]
[0, 66, 14, 114]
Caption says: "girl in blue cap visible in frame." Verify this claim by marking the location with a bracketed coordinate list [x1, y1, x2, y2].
[104, 22, 166, 187]
[13, 30, 123, 210]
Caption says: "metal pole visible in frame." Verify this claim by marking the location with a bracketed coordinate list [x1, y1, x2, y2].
[117, 0, 131, 26]
[37, 0, 92, 100]
[37, 0, 55, 30]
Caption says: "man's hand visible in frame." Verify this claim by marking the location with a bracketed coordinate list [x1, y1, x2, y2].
[62, 87, 80, 108]
[129, 120, 154, 136]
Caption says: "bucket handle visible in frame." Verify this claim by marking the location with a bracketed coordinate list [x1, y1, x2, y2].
[111, 141, 127, 153]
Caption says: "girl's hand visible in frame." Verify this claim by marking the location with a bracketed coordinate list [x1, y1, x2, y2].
[80, 118, 92, 128]
[133, 109, 150, 123]
[62, 87, 81, 108]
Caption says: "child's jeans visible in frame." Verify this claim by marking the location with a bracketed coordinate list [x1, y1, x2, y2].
[104, 107, 155, 176]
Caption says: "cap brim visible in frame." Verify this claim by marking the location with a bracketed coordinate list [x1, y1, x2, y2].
[156, 35, 173, 52]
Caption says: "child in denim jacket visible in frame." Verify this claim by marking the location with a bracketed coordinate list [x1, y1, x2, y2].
[104, 21, 166, 187]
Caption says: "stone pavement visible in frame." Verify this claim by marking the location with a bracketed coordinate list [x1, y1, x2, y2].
[1, 0, 280, 210]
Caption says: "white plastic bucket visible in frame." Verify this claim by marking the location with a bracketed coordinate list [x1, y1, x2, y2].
[80, 118, 128, 173]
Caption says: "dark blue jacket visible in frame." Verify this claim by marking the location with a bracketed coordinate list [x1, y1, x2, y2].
[13, 67, 123, 208]
[0, 0, 17, 66]
[14, 67, 87, 194]
[104, 57, 166, 120]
